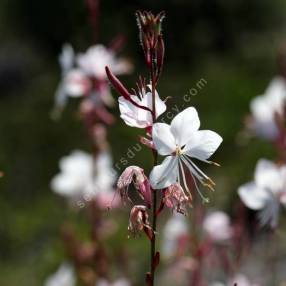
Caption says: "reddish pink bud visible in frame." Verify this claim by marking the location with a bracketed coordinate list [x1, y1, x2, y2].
[152, 251, 160, 270]
[106, 66, 154, 115]
[145, 273, 152, 286]
[117, 166, 152, 208]
[128, 205, 153, 239]
[105, 66, 130, 100]
[163, 183, 191, 215]
[156, 35, 165, 75]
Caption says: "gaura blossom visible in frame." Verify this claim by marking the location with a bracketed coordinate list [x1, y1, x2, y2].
[44, 263, 76, 286]
[128, 205, 153, 239]
[161, 214, 189, 259]
[229, 274, 260, 286]
[163, 183, 191, 215]
[53, 44, 132, 116]
[117, 166, 152, 207]
[77, 45, 132, 79]
[96, 278, 131, 286]
[238, 159, 286, 228]
[118, 85, 166, 128]
[149, 107, 223, 202]
[210, 273, 260, 286]
[51, 150, 117, 208]
[203, 211, 232, 242]
[248, 76, 286, 140]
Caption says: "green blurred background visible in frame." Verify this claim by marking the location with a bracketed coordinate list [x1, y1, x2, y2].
[1, 0, 286, 284]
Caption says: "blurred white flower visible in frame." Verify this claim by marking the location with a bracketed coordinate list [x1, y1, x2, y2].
[203, 211, 232, 242]
[149, 107, 222, 202]
[229, 273, 260, 286]
[51, 150, 116, 207]
[249, 76, 286, 139]
[44, 263, 76, 286]
[162, 214, 189, 259]
[77, 45, 132, 79]
[53, 44, 132, 117]
[118, 85, 166, 128]
[96, 278, 131, 286]
[209, 282, 225, 286]
[210, 273, 260, 286]
[238, 159, 286, 228]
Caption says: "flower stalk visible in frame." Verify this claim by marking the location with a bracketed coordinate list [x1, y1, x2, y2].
[146, 11, 165, 285]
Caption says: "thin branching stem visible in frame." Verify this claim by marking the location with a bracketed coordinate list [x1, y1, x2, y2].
[150, 48, 158, 286]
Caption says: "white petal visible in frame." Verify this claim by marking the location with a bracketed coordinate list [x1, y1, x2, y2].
[149, 156, 178, 189]
[184, 130, 222, 160]
[60, 150, 93, 174]
[112, 58, 133, 75]
[64, 69, 90, 97]
[59, 44, 74, 74]
[203, 211, 232, 241]
[118, 96, 152, 128]
[77, 45, 112, 79]
[238, 182, 269, 210]
[155, 93, 167, 118]
[170, 107, 200, 147]
[254, 159, 282, 193]
[144, 85, 166, 118]
[44, 263, 76, 286]
[152, 123, 176, 155]
[257, 197, 279, 228]
[54, 82, 68, 110]
[51, 172, 87, 197]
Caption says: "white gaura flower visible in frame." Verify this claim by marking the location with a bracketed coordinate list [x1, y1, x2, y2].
[210, 273, 259, 286]
[51, 150, 117, 207]
[203, 211, 232, 242]
[249, 76, 286, 139]
[77, 45, 132, 79]
[44, 263, 76, 286]
[53, 44, 91, 114]
[162, 214, 189, 259]
[149, 107, 223, 202]
[118, 85, 166, 128]
[238, 159, 286, 228]
[229, 273, 260, 286]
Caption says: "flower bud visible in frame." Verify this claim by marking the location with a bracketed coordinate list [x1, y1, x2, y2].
[136, 11, 165, 51]
[105, 66, 130, 100]
[135, 11, 165, 76]
[156, 35, 165, 76]
[117, 166, 152, 208]
[105, 66, 154, 114]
